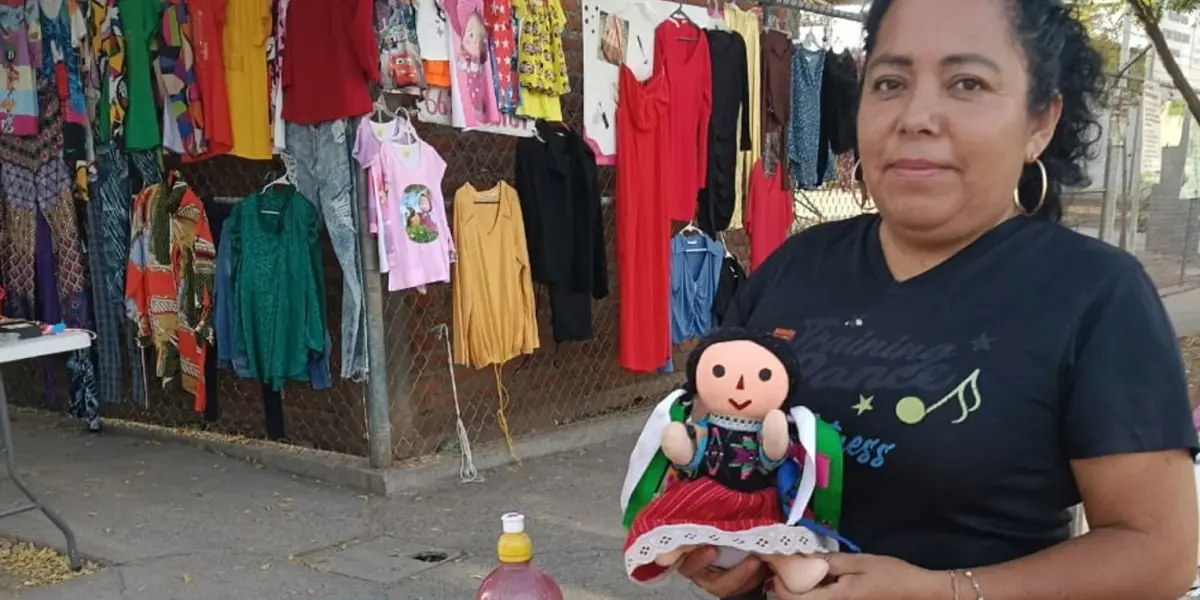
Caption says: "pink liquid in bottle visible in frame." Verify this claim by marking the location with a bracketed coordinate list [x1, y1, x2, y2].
[475, 513, 564, 600]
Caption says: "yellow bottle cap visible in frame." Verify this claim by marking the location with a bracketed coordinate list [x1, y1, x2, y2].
[497, 512, 533, 563]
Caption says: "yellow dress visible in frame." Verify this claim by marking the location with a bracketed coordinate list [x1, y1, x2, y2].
[223, 0, 273, 160]
[451, 182, 540, 368]
[726, 5, 762, 230]
[512, 0, 569, 95]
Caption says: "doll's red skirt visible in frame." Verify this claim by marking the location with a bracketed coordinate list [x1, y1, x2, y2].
[623, 477, 813, 583]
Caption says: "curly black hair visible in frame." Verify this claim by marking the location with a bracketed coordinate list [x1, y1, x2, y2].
[861, 0, 1107, 222]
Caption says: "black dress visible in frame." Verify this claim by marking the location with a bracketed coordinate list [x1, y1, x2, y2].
[697, 29, 751, 237]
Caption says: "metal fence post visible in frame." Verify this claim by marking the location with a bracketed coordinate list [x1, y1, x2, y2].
[353, 121, 393, 469]
[1183, 198, 1196, 288]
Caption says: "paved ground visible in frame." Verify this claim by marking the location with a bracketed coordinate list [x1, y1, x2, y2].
[1167, 286, 1200, 337]
[0, 414, 674, 600]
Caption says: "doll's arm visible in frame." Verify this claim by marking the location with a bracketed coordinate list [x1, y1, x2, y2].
[663, 417, 709, 477]
[758, 410, 790, 469]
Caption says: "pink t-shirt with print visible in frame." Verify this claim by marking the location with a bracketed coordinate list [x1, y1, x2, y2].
[354, 118, 456, 293]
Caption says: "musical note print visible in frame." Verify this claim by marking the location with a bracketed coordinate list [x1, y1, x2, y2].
[894, 369, 983, 426]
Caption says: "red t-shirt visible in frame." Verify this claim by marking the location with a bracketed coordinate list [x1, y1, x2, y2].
[183, 0, 233, 162]
[745, 160, 793, 271]
[653, 19, 712, 223]
[283, 0, 380, 124]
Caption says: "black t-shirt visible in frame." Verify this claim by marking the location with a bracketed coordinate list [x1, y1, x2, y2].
[725, 214, 1198, 570]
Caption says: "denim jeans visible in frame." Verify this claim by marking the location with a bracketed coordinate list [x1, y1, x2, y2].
[87, 142, 148, 406]
[284, 121, 367, 381]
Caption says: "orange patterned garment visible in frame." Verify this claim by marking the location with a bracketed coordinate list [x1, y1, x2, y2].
[124, 172, 216, 411]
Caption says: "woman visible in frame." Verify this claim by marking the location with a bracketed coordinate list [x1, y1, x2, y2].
[679, 0, 1200, 598]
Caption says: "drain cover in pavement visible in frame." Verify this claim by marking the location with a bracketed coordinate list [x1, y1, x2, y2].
[293, 535, 460, 584]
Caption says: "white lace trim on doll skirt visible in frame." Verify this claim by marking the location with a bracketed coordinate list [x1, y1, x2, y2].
[624, 522, 839, 583]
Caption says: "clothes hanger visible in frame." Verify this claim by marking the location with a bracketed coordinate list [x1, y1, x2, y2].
[259, 159, 296, 214]
[716, 231, 734, 259]
[669, 1, 698, 40]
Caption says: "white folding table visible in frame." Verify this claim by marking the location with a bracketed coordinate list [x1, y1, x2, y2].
[0, 331, 89, 570]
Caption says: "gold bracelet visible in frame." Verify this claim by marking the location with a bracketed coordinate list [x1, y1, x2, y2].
[961, 569, 986, 600]
[948, 569, 961, 600]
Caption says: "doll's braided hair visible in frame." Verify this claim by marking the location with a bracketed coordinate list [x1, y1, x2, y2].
[679, 328, 806, 413]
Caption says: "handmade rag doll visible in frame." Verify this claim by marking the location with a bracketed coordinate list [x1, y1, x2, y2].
[620, 328, 849, 595]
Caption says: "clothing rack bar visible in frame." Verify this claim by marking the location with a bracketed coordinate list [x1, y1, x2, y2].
[759, 0, 864, 22]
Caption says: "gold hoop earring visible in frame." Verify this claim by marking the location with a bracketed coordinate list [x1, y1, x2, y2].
[1013, 159, 1048, 216]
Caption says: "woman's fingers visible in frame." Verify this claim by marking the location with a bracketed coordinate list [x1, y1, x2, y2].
[678, 548, 768, 598]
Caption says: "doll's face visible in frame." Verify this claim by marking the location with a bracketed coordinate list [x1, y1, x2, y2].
[462, 13, 485, 58]
[694, 340, 789, 421]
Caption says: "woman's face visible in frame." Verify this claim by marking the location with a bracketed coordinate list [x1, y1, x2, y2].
[857, 0, 1061, 241]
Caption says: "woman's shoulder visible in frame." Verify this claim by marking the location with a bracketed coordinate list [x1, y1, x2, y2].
[1023, 220, 1147, 292]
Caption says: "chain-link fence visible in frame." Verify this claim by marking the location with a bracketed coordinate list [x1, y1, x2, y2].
[0, 0, 874, 465]
[1, 153, 370, 456]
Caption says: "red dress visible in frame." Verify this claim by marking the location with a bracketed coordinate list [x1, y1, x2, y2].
[745, 159, 793, 271]
[654, 19, 712, 223]
[615, 65, 671, 373]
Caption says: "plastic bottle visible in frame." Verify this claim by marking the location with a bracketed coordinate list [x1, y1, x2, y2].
[475, 512, 564, 600]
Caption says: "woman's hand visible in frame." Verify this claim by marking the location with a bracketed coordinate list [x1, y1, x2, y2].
[677, 547, 770, 598]
[775, 554, 947, 600]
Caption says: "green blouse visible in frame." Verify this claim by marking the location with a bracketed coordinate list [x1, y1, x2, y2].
[226, 186, 327, 391]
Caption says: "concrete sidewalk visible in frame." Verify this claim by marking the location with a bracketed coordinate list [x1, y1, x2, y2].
[1166, 286, 1200, 337]
[0, 413, 674, 600]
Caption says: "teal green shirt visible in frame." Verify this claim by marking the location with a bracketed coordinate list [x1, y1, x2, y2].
[227, 187, 327, 391]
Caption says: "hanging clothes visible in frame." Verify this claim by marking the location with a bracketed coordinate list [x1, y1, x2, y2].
[117, 0, 160, 150]
[39, 0, 86, 126]
[283, 0, 379, 124]
[0, 89, 97, 424]
[817, 49, 858, 181]
[213, 214, 334, 389]
[614, 65, 671, 373]
[124, 171, 216, 412]
[223, 0, 272, 159]
[697, 29, 749, 237]
[0, 0, 42, 136]
[760, 29, 791, 189]
[725, 5, 759, 231]
[286, 119, 367, 381]
[224, 187, 328, 392]
[156, 0, 206, 156]
[512, 0, 567, 95]
[447, 0, 499, 127]
[668, 231, 723, 344]
[376, 0, 424, 93]
[414, 0, 450, 87]
[353, 117, 455, 293]
[268, 0, 290, 152]
[514, 120, 608, 343]
[483, 0, 518, 115]
[512, 0, 566, 121]
[787, 46, 824, 189]
[745, 159, 793, 271]
[654, 18, 710, 222]
[94, 0, 127, 143]
[451, 181, 539, 369]
[711, 249, 746, 326]
[181, 0, 233, 161]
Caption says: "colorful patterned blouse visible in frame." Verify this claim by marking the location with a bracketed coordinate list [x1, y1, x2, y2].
[0, 0, 43, 136]
[125, 171, 216, 412]
[157, 0, 205, 156]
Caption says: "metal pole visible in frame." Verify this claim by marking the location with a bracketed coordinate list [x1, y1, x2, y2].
[1102, 7, 1134, 244]
[1181, 198, 1195, 287]
[353, 120, 393, 469]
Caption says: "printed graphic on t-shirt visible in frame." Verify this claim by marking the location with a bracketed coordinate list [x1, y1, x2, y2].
[401, 184, 439, 243]
[791, 317, 990, 470]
